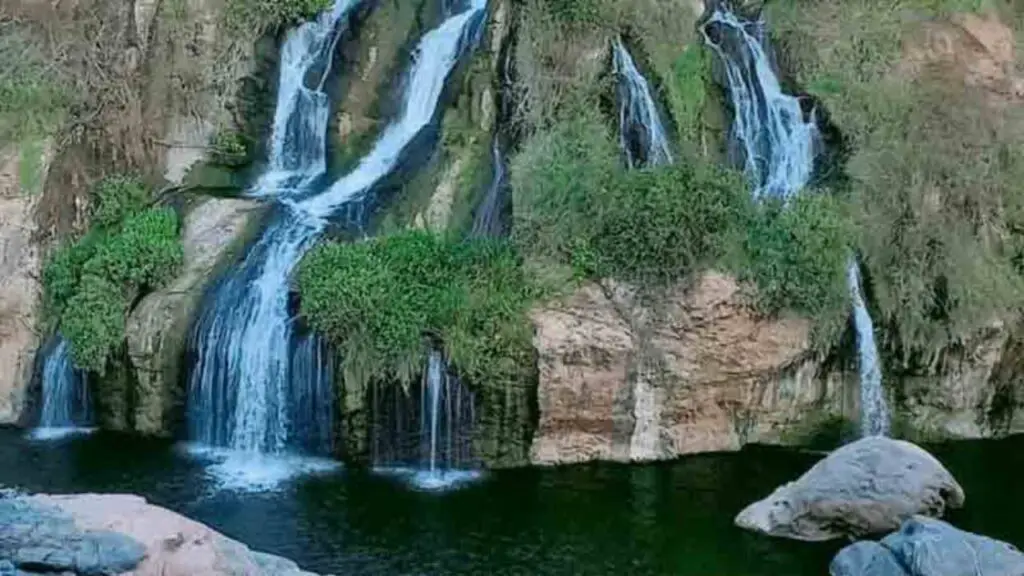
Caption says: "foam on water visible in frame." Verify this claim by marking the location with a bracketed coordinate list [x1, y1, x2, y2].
[182, 444, 340, 492]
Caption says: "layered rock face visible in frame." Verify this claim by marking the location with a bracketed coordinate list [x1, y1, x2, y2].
[0, 491, 321, 575]
[529, 272, 855, 465]
[0, 144, 53, 424]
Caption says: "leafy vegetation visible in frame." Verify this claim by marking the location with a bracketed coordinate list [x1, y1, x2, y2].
[224, 0, 332, 35]
[42, 176, 183, 372]
[297, 231, 537, 391]
[0, 22, 71, 146]
[767, 0, 1024, 358]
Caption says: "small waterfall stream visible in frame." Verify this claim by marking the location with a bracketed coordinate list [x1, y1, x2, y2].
[186, 0, 487, 488]
[371, 349, 479, 490]
[31, 335, 92, 440]
[612, 37, 674, 167]
[702, 5, 889, 436]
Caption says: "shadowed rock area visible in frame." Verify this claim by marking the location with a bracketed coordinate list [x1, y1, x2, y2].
[735, 437, 965, 541]
[831, 516, 1024, 576]
[0, 490, 322, 575]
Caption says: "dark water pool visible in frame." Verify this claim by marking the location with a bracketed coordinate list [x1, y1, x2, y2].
[1, 428, 1021, 575]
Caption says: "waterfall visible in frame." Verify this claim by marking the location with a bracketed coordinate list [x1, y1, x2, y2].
[470, 135, 508, 237]
[703, 5, 889, 436]
[612, 37, 673, 168]
[31, 335, 92, 440]
[254, 1, 358, 197]
[701, 8, 816, 198]
[847, 260, 889, 437]
[371, 349, 480, 491]
[186, 0, 488, 488]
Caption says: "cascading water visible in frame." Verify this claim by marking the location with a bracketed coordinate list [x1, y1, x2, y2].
[847, 261, 889, 437]
[186, 0, 488, 488]
[470, 136, 508, 237]
[254, 1, 357, 196]
[702, 5, 889, 436]
[30, 335, 93, 440]
[371, 350, 479, 490]
[701, 8, 816, 198]
[612, 37, 673, 167]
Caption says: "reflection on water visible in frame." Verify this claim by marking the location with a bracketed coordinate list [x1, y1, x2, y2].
[0, 427, 1021, 575]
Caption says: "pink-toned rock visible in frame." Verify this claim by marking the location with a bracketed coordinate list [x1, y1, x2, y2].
[529, 272, 854, 465]
[32, 493, 322, 576]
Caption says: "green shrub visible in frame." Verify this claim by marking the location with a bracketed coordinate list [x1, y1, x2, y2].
[512, 113, 748, 285]
[767, 0, 1024, 356]
[210, 131, 251, 167]
[42, 179, 183, 373]
[91, 175, 149, 229]
[61, 275, 128, 373]
[743, 194, 852, 318]
[83, 208, 183, 290]
[297, 231, 537, 391]
[225, 0, 332, 35]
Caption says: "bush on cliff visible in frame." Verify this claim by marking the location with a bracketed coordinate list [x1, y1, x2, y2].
[42, 176, 183, 373]
[225, 0, 333, 35]
[297, 231, 537, 391]
[766, 0, 1024, 357]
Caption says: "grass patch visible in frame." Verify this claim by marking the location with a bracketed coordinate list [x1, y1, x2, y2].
[766, 0, 1024, 357]
[0, 22, 71, 147]
[224, 0, 332, 35]
[42, 176, 183, 372]
[297, 231, 538, 392]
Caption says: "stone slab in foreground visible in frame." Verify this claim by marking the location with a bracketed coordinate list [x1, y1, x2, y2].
[735, 436, 965, 541]
[831, 516, 1024, 576]
[1, 491, 322, 575]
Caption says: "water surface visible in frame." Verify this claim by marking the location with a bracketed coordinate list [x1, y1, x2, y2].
[2, 428, 1021, 575]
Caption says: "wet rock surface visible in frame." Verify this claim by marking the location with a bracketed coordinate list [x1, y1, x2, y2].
[831, 516, 1024, 576]
[735, 436, 965, 541]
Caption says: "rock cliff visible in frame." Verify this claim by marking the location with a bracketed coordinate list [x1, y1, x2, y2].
[529, 272, 855, 465]
[125, 198, 259, 434]
[0, 143, 53, 424]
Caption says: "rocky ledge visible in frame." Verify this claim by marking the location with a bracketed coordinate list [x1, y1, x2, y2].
[0, 491, 321, 576]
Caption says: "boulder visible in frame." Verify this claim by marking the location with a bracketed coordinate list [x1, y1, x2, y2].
[735, 436, 964, 541]
[831, 516, 1024, 576]
[831, 542, 911, 576]
[0, 492, 322, 576]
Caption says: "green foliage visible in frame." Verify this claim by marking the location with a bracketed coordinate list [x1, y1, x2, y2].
[0, 22, 71, 146]
[83, 208, 184, 290]
[92, 175, 149, 229]
[42, 178, 183, 373]
[61, 275, 127, 374]
[224, 0, 332, 35]
[512, 112, 748, 286]
[665, 46, 711, 148]
[210, 131, 251, 167]
[544, 0, 605, 26]
[743, 194, 852, 318]
[297, 231, 537, 391]
[767, 0, 1024, 356]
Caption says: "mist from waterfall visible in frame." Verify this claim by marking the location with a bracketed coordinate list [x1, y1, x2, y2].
[185, 0, 488, 488]
[30, 335, 93, 440]
[612, 37, 673, 168]
[702, 4, 889, 436]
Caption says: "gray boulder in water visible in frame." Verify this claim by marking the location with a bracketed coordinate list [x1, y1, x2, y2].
[735, 436, 965, 541]
[831, 516, 1024, 576]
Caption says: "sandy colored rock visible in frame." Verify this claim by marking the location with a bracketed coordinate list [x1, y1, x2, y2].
[530, 272, 854, 465]
[0, 143, 53, 424]
[31, 493, 320, 575]
[736, 437, 964, 541]
[126, 197, 259, 435]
